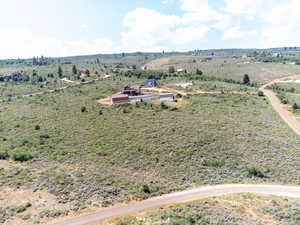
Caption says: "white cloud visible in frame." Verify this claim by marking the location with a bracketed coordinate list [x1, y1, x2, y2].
[180, 0, 208, 12]
[223, 0, 269, 18]
[221, 26, 256, 40]
[79, 24, 89, 29]
[0, 29, 115, 58]
[120, 1, 230, 52]
[121, 8, 211, 51]
[180, 0, 230, 29]
[262, 0, 300, 47]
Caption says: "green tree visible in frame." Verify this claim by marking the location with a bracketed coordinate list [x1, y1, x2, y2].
[293, 103, 299, 110]
[58, 66, 63, 78]
[196, 69, 203, 75]
[72, 65, 77, 75]
[168, 66, 175, 73]
[243, 74, 250, 85]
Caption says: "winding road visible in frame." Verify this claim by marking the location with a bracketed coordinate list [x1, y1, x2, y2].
[49, 75, 300, 225]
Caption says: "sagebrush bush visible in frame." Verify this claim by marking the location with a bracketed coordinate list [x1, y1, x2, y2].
[10, 151, 33, 162]
[0, 150, 9, 160]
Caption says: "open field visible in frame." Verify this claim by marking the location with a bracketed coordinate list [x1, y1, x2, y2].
[144, 55, 300, 83]
[2, 52, 300, 224]
[2, 75, 300, 224]
[100, 193, 300, 225]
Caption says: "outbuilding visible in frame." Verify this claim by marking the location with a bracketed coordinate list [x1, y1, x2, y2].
[144, 79, 158, 87]
[111, 94, 129, 104]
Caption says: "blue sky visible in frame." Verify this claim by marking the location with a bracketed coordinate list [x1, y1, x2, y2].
[1, 0, 300, 59]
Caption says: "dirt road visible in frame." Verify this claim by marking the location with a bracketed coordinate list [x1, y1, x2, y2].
[49, 184, 300, 225]
[260, 74, 300, 136]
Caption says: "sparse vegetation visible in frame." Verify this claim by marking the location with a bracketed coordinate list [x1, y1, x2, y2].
[100, 194, 300, 225]
[3, 51, 300, 224]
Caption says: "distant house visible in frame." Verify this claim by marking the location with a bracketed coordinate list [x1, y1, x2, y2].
[122, 85, 141, 96]
[201, 56, 213, 62]
[79, 69, 89, 77]
[144, 79, 158, 87]
[177, 69, 184, 73]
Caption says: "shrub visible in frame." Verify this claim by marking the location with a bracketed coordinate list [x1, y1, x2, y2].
[243, 74, 250, 85]
[176, 93, 183, 98]
[203, 160, 225, 168]
[168, 66, 175, 73]
[122, 108, 130, 114]
[10, 151, 34, 162]
[34, 125, 40, 130]
[258, 90, 264, 96]
[196, 69, 203, 75]
[160, 102, 169, 110]
[0, 150, 9, 160]
[247, 167, 265, 178]
[81, 106, 87, 113]
[142, 184, 151, 194]
[293, 103, 299, 110]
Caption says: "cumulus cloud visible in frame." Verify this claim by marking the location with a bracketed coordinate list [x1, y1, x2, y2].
[221, 26, 256, 40]
[4, 0, 300, 59]
[121, 1, 230, 52]
[262, 0, 300, 47]
[0, 29, 115, 58]
[79, 24, 89, 29]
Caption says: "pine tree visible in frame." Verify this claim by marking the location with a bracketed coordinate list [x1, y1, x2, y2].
[72, 65, 77, 75]
[243, 74, 250, 85]
[58, 66, 63, 78]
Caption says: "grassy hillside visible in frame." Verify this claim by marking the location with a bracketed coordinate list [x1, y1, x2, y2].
[2, 52, 300, 224]
[100, 193, 300, 225]
[2, 75, 300, 224]
[144, 55, 300, 82]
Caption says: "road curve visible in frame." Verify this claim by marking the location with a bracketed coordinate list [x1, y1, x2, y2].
[48, 75, 300, 225]
[260, 74, 300, 136]
[49, 184, 300, 225]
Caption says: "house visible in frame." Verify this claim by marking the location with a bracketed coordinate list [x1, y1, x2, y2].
[79, 69, 89, 77]
[177, 69, 184, 74]
[128, 93, 174, 102]
[111, 94, 129, 104]
[122, 85, 141, 96]
[129, 94, 160, 102]
[201, 56, 213, 62]
[144, 79, 158, 87]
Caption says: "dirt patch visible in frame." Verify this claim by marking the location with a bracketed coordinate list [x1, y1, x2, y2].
[97, 97, 112, 106]
[175, 82, 193, 88]
[0, 160, 23, 169]
[142, 57, 170, 70]
[1, 188, 71, 225]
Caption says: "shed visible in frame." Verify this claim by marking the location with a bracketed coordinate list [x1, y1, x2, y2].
[111, 94, 129, 104]
[144, 79, 158, 87]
